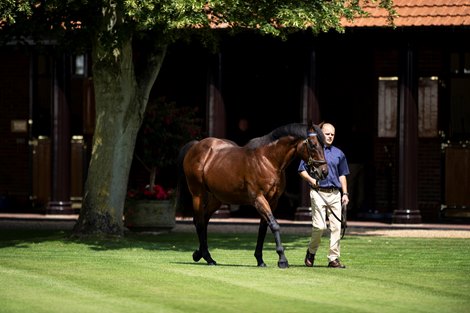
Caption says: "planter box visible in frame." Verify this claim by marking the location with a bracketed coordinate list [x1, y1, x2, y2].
[124, 199, 175, 231]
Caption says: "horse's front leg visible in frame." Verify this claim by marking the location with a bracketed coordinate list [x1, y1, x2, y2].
[266, 214, 288, 268]
[254, 219, 268, 267]
[254, 196, 288, 268]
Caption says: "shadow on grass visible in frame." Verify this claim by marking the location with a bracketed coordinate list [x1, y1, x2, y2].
[0, 227, 321, 257]
[171, 261, 261, 267]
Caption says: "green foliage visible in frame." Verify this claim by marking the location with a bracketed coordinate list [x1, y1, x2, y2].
[0, 0, 32, 24]
[1, 0, 397, 50]
[0, 230, 468, 313]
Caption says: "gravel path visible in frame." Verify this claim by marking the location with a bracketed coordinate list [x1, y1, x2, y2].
[347, 228, 470, 238]
[1, 218, 469, 238]
[175, 222, 470, 238]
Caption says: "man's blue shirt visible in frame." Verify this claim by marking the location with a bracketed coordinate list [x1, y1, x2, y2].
[298, 145, 349, 189]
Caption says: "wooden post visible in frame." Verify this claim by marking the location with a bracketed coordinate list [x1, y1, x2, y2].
[296, 47, 320, 220]
[48, 54, 72, 214]
[207, 53, 226, 138]
[206, 52, 230, 218]
[393, 43, 422, 223]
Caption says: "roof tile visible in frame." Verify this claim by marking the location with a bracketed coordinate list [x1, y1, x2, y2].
[343, 0, 470, 27]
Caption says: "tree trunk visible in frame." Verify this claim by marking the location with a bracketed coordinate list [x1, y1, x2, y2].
[73, 16, 166, 236]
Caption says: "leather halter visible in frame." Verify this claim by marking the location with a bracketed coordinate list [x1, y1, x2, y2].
[304, 133, 326, 168]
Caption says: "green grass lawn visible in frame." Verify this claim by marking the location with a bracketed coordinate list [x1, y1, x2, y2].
[0, 229, 469, 313]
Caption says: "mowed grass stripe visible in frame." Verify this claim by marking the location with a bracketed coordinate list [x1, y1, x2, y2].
[0, 230, 469, 313]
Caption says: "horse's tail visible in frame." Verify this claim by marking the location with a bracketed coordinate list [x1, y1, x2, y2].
[175, 140, 198, 217]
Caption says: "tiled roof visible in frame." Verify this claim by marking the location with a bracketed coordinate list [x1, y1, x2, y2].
[342, 0, 470, 27]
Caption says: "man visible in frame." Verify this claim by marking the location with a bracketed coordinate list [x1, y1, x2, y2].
[298, 122, 350, 268]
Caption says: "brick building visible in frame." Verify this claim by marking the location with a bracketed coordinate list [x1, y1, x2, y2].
[0, 1, 469, 222]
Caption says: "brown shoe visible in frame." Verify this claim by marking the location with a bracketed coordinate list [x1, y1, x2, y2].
[304, 249, 315, 267]
[328, 259, 346, 268]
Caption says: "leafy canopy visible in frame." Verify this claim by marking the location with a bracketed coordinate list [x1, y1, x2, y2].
[1, 0, 396, 50]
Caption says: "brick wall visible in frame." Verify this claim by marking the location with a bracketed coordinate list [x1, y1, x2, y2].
[417, 139, 442, 221]
[373, 138, 398, 217]
[372, 137, 442, 222]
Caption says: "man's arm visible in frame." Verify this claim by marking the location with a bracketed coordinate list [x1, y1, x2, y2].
[339, 175, 349, 205]
[299, 170, 317, 188]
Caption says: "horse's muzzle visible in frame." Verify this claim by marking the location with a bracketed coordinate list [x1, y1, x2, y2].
[310, 162, 328, 180]
[319, 165, 328, 180]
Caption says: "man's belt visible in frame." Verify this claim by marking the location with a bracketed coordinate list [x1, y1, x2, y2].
[315, 187, 339, 193]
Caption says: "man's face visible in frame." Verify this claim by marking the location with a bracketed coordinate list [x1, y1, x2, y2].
[322, 124, 335, 146]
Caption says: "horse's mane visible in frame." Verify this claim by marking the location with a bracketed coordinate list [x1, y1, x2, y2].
[245, 123, 324, 149]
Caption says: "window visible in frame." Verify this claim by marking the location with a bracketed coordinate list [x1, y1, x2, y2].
[377, 76, 438, 138]
[418, 77, 438, 137]
[378, 77, 398, 137]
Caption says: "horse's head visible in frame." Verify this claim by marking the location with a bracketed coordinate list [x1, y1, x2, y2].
[298, 124, 328, 180]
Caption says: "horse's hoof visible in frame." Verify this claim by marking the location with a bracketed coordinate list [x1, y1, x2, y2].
[207, 260, 217, 266]
[192, 250, 202, 262]
[257, 262, 267, 267]
[278, 261, 289, 269]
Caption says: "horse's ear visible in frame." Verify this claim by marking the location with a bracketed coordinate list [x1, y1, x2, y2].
[308, 120, 315, 132]
[308, 120, 324, 130]
[313, 123, 326, 146]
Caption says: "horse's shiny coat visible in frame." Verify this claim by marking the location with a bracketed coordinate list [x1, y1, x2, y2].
[176, 123, 328, 268]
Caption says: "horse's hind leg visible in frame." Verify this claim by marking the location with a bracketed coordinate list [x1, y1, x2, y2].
[254, 219, 268, 267]
[193, 218, 216, 265]
[192, 195, 219, 266]
[193, 220, 216, 265]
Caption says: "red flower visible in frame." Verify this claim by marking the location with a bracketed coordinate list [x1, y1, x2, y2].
[153, 185, 168, 200]
[127, 185, 173, 200]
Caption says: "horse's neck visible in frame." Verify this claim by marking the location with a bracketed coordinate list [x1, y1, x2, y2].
[259, 137, 297, 171]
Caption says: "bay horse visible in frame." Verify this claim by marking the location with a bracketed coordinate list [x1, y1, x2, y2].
[176, 123, 328, 268]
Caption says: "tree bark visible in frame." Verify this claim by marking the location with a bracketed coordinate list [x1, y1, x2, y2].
[73, 6, 166, 236]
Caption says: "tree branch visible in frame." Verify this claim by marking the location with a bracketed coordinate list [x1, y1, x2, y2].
[136, 44, 167, 104]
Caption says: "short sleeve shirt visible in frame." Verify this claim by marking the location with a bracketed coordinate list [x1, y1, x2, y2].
[298, 145, 349, 189]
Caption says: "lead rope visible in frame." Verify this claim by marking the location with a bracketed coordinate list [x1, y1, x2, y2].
[313, 189, 347, 239]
